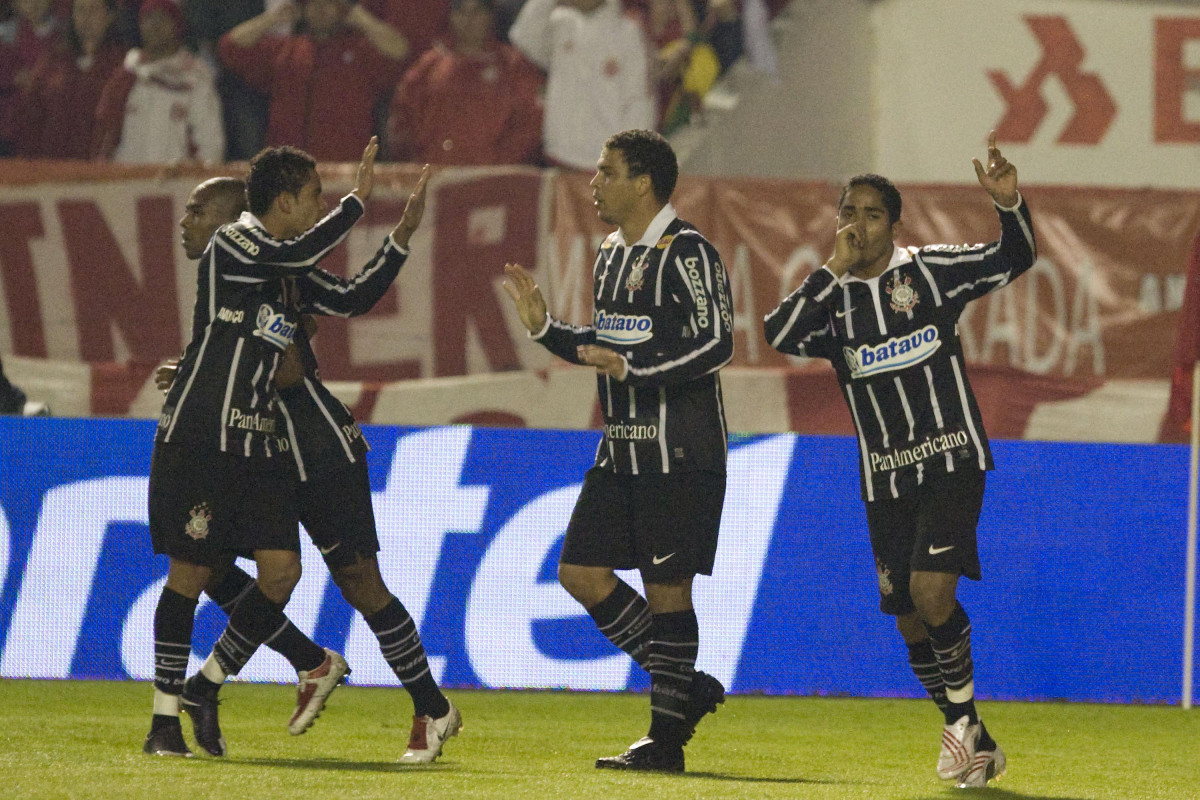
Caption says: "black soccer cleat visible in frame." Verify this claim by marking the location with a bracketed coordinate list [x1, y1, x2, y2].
[595, 736, 685, 773]
[143, 717, 193, 757]
[682, 670, 726, 743]
[181, 675, 227, 757]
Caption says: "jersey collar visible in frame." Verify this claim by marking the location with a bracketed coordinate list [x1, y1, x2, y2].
[615, 203, 677, 249]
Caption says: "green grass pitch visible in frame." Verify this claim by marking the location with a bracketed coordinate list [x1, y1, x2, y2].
[1, 679, 1197, 800]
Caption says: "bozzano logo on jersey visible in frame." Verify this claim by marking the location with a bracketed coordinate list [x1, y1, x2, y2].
[843, 325, 941, 379]
[595, 310, 653, 345]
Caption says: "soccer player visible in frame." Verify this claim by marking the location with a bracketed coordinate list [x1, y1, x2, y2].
[763, 131, 1036, 788]
[143, 139, 377, 757]
[502, 129, 732, 772]
[161, 164, 462, 763]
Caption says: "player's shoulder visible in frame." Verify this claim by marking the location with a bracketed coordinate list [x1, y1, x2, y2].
[215, 218, 266, 259]
[664, 218, 716, 254]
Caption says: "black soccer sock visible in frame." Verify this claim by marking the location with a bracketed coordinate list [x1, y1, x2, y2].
[587, 579, 652, 669]
[153, 587, 198, 699]
[205, 566, 326, 673]
[365, 597, 449, 719]
[925, 603, 979, 725]
[906, 638, 952, 720]
[646, 609, 698, 747]
[212, 585, 300, 677]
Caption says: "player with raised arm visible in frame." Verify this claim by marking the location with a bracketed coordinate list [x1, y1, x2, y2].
[143, 139, 376, 757]
[764, 131, 1035, 788]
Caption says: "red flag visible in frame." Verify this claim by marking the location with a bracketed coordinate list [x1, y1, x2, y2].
[1161, 230, 1200, 442]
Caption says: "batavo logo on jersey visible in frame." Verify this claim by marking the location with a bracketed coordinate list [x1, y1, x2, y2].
[253, 304, 297, 350]
[595, 310, 653, 345]
[843, 325, 941, 379]
[869, 429, 970, 474]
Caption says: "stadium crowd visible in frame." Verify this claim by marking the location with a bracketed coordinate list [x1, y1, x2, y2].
[0, 0, 770, 168]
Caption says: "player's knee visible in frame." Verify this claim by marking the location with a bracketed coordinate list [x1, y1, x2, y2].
[332, 559, 391, 614]
[257, 560, 302, 604]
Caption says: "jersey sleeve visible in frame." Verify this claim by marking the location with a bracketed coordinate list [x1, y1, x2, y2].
[297, 234, 408, 317]
[623, 235, 734, 387]
[530, 314, 596, 364]
[214, 194, 365, 278]
[763, 266, 842, 361]
[915, 195, 1037, 306]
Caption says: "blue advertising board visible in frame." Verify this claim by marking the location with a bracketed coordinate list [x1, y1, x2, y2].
[0, 416, 1192, 703]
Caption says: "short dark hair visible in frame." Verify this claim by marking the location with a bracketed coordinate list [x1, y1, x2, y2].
[604, 129, 678, 205]
[199, 177, 248, 218]
[246, 146, 317, 217]
[838, 173, 902, 224]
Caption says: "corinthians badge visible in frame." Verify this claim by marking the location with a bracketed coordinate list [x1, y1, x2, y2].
[185, 503, 212, 540]
[886, 272, 919, 313]
[625, 252, 648, 293]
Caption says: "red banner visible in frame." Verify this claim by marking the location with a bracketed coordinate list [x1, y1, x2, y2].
[0, 162, 1195, 440]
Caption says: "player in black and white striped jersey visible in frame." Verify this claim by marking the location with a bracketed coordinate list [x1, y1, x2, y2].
[504, 129, 733, 773]
[143, 139, 377, 758]
[764, 131, 1035, 789]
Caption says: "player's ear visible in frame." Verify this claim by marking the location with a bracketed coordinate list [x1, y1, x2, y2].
[890, 219, 903, 240]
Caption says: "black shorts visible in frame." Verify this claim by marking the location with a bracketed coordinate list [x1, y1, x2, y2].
[560, 467, 725, 583]
[148, 441, 300, 568]
[297, 460, 380, 570]
[865, 468, 986, 615]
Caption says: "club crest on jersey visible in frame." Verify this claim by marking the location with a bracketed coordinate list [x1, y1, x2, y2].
[875, 559, 894, 596]
[843, 324, 941, 379]
[595, 310, 653, 345]
[625, 253, 648, 293]
[185, 503, 212, 540]
[254, 304, 297, 350]
[886, 272, 919, 313]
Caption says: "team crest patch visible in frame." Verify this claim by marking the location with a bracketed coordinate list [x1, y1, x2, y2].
[185, 503, 212, 540]
[876, 559, 894, 596]
[625, 253, 648, 293]
[886, 272, 919, 313]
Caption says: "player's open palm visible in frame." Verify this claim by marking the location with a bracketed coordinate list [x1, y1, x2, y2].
[973, 130, 1018, 207]
[502, 262, 548, 334]
[353, 136, 379, 202]
[392, 164, 431, 247]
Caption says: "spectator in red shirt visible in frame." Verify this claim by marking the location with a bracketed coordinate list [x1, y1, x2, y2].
[218, 0, 408, 162]
[387, 0, 541, 165]
[0, 0, 64, 153]
[360, 0, 448, 65]
[13, 0, 125, 158]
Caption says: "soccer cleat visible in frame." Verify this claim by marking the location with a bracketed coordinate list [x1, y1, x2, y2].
[181, 675, 226, 756]
[400, 700, 462, 764]
[936, 715, 980, 781]
[956, 744, 1006, 788]
[595, 736, 685, 773]
[682, 670, 725, 743]
[143, 718, 194, 757]
[288, 648, 350, 736]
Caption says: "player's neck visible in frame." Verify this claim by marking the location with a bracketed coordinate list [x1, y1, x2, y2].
[618, 203, 665, 247]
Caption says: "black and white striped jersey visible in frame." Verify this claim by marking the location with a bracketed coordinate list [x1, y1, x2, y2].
[534, 205, 734, 474]
[276, 235, 411, 481]
[157, 194, 364, 458]
[764, 197, 1036, 502]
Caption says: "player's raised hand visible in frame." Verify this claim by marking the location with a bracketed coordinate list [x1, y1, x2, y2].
[972, 130, 1019, 207]
[502, 262, 548, 334]
[825, 222, 865, 277]
[352, 136, 380, 202]
[391, 164, 431, 248]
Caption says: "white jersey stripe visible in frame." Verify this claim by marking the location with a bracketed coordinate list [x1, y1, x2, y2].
[845, 385, 875, 503]
[658, 386, 669, 472]
[276, 397, 307, 483]
[950, 355, 987, 470]
[219, 338, 245, 453]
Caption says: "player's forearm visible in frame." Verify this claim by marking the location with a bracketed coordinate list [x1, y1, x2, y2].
[764, 269, 839, 355]
[301, 237, 407, 318]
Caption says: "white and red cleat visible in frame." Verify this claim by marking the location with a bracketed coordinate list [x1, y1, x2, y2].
[288, 648, 350, 735]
